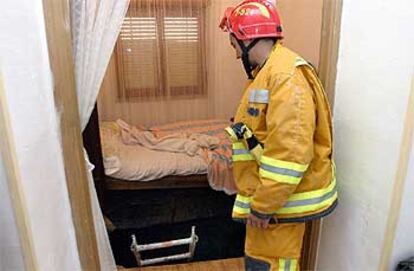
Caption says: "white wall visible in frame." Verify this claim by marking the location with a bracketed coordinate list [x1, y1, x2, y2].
[0, 157, 25, 271]
[318, 0, 414, 270]
[0, 0, 81, 270]
[391, 132, 414, 269]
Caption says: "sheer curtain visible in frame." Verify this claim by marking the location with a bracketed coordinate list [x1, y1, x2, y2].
[70, 0, 130, 270]
[98, 0, 246, 127]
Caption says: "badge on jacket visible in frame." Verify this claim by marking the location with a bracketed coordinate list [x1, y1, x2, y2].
[247, 107, 260, 117]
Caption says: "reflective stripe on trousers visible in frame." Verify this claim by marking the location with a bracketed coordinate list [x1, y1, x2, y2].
[244, 257, 298, 271]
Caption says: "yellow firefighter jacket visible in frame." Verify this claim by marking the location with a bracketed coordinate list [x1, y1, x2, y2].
[231, 42, 337, 223]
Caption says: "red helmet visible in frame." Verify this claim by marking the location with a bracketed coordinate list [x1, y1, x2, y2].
[219, 0, 283, 40]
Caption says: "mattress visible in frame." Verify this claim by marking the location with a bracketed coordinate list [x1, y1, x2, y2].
[100, 120, 224, 182]
[100, 119, 236, 194]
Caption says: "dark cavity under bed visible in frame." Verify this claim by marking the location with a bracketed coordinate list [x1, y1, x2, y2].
[104, 187, 246, 268]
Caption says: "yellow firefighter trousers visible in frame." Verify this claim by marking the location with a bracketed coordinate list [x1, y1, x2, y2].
[244, 223, 305, 271]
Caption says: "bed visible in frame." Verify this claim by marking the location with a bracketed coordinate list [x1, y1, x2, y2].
[95, 116, 236, 194]
[82, 107, 321, 271]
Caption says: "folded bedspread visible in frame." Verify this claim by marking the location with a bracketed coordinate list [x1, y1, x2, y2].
[150, 119, 237, 195]
[100, 119, 237, 195]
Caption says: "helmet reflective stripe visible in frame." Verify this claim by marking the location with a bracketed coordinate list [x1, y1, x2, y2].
[233, 2, 271, 19]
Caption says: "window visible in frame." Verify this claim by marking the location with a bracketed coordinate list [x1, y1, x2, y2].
[116, 0, 207, 100]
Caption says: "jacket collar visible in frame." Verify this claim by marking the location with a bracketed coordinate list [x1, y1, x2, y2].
[251, 41, 283, 79]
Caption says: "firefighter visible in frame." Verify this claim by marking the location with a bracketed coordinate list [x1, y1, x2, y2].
[220, 1, 338, 270]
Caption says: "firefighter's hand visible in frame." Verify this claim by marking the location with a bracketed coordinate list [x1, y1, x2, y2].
[247, 213, 270, 229]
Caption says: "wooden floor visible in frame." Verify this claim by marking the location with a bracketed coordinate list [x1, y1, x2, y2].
[119, 258, 244, 271]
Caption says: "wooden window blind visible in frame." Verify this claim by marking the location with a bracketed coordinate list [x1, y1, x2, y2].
[116, 0, 207, 100]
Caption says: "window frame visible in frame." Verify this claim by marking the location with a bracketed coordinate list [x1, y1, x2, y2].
[115, 1, 207, 101]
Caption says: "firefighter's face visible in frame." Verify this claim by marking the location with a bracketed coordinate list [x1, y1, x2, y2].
[229, 34, 242, 59]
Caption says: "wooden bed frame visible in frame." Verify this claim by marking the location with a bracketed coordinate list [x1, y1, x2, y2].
[105, 174, 209, 190]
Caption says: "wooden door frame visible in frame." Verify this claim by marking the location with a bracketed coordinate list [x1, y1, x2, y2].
[318, 0, 343, 108]
[3, 0, 342, 270]
[379, 77, 414, 270]
[42, 0, 101, 270]
[0, 75, 40, 270]
[301, 0, 343, 270]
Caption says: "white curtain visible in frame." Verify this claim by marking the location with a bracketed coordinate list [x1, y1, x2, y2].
[70, 0, 130, 270]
